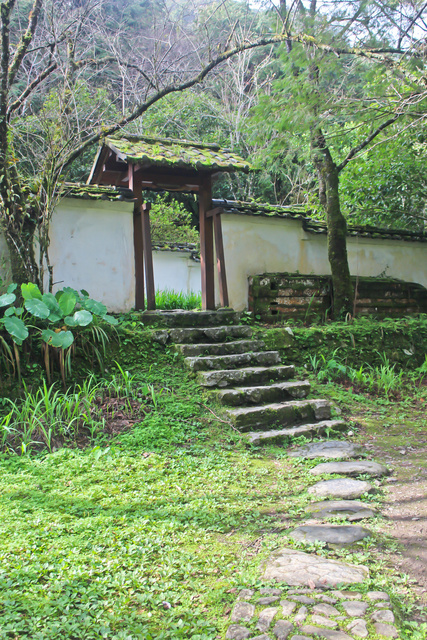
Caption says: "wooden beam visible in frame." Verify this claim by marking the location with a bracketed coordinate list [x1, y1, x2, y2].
[199, 175, 215, 310]
[133, 209, 145, 311]
[131, 166, 145, 310]
[141, 202, 156, 310]
[88, 146, 111, 184]
[213, 212, 229, 308]
[206, 206, 224, 218]
[133, 168, 201, 192]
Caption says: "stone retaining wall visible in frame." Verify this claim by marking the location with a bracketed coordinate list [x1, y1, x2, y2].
[249, 273, 427, 322]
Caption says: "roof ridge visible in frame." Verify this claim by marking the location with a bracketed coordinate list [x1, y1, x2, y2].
[107, 134, 221, 151]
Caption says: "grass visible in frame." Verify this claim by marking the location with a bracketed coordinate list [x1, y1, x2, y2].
[154, 288, 202, 310]
[0, 323, 426, 638]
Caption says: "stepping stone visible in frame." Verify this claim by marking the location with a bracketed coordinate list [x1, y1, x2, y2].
[311, 615, 338, 627]
[289, 440, 365, 460]
[342, 601, 369, 617]
[280, 599, 297, 616]
[372, 609, 395, 624]
[347, 618, 368, 638]
[263, 548, 369, 586]
[299, 625, 354, 639]
[288, 595, 316, 604]
[289, 524, 371, 546]
[310, 461, 389, 478]
[225, 624, 251, 639]
[258, 596, 279, 605]
[294, 606, 308, 623]
[306, 500, 377, 521]
[312, 603, 340, 616]
[290, 637, 312, 640]
[367, 591, 390, 601]
[231, 601, 255, 622]
[373, 622, 399, 637]
[260, 588, 282, 596]
[256, 607, 278, 631]
[273, 619, 294, 639]
[308, 478, 376, 499]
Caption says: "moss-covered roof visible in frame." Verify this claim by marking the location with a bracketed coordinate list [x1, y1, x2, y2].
[304, 219, 427, 243]
[62, 183, 135, 202]
[214, 199, 427, 243]
[105, 136, 251, 173]
[212, 199, 307, 218]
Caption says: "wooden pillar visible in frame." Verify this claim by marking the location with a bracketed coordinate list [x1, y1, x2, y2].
[130, 165, 145, 311]
[141, 202, 156, 310]
[213, 212, 229, 308]
[199, 175, 215, 310]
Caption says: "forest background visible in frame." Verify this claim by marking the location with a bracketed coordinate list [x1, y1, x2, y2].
[0, 0, 426, 314]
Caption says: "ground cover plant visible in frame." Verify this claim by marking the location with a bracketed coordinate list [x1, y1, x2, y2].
[0, 319, 426, 639]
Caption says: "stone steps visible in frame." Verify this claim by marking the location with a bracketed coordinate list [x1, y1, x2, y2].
[216, 380, 311, 406]
[245, 419, 347, 445]
[184, 350, 280, 372]
[197, 364, 296, 388]
[227, 398, 332, 431]
[164, 325, 253, 344]
[176, 339, 265, 357]
[142, 309, 242, 327]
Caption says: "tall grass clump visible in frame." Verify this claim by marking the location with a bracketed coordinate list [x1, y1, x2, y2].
[154, 288, 201, 310]
[0, 368, 155, 454]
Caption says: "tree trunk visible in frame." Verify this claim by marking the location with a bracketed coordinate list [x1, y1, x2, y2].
[312, 129, 353, 317]
[4, 223, 40, 286]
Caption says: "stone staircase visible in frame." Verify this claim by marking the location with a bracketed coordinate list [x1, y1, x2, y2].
[151, 310, 346, 445]
[149, 311, 399, 639]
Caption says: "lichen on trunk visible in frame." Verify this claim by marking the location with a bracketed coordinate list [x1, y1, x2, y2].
[311, 128, 353, 317]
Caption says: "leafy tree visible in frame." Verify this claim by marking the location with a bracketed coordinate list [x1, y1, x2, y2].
[0, 0, 425, 318]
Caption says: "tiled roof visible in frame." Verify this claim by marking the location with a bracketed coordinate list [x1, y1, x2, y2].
[214, 199, 427, 243]
[62, 183, 135, 202]
[105, 136, 251, 173]
[212, 198, 307, 218]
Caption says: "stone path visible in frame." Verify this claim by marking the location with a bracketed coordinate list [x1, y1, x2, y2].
[149, 312, 400, 639]
[226, 586, 398, 639]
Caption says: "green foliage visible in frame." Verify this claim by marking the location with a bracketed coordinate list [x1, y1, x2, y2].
[339, 130, 427, 229]
[0, 283, 118, 385]
[0, 370, 154, 454]
[155, 289, 202, 311]
[149, 195, 199, 247]
[309, 349, 405, 396]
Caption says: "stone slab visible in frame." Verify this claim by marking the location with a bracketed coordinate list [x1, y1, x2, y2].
[373, 622, 399, 637]
[308, 478, 375, 499]
[273, 619, 294, 639]
[231, 601, 255, 622]
[289, 440, 365, 460]
[306, 500, 376, 521]
[263, 548, 369, 586]
[342, 600, 369, 617]
[225, 624, 251, 639]
[347, 618, 369, 638]
[300, 625, 354, 639]
[289, 524, 371, 545]
[256, 607, 278, 631]
[310, 460, 389, 477]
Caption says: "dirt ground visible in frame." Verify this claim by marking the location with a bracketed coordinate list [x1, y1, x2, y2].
[360, 425, 427, 619]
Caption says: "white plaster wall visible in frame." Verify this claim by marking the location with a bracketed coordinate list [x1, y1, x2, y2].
[48, 198, 135, 312]
[153, 250, 201, 295]
[221, 213, 427, 310]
